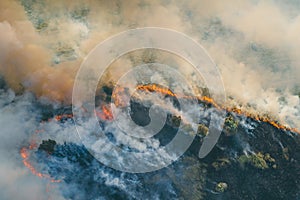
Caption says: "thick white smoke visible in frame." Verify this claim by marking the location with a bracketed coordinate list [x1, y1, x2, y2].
[0, 0, 300, 198]
[1, 0, 299, 129]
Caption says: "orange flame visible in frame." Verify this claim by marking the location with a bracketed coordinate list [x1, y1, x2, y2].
[136, 84, 176, 97]
[197, 96, 221, 109]
[112, 86, 128, 107]
[20, 146, 61, 183]
[95, 105, 113, 121]
[20, 83, 300, 184]
[20, 126, 61, 183]
[225, 107, 300, 134]
[21, 112, 86, 182]
[54, 114, 73, 121]
[136, 83, 300, 135]
[20, 147, 44, 178]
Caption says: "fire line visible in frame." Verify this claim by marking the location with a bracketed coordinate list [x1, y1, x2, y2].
[135, 84, 300, 135]
[21, 84, 300, 181]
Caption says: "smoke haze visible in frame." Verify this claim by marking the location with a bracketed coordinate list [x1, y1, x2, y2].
[0, 0, 300, 198]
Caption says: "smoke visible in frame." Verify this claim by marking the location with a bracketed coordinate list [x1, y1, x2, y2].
[1, 1, 300, 198]
[0, 0, 299, 128]
[0, 87, 65, 200]
[199, 1, 300, 128]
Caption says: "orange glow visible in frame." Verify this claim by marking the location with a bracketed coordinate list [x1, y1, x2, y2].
[20, 147, 44, 178]
[29, 140, 38, 150]
[20, 146, 61, 183]
[112, 86, 128, 107]
[19, 84, 300, 189]
[135, 83, 300, 135]
[225, 107, 300, 134]
[136, 84, 176, 97]
[197, 96, 221, 109]
[20, 125, 61, 183]
[54, 114, 73, 121]
[20, 84, 300, 183]
[96, 105, 113, 121]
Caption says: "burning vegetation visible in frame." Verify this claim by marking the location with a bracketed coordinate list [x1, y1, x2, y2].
[20, 83, 300, 190]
